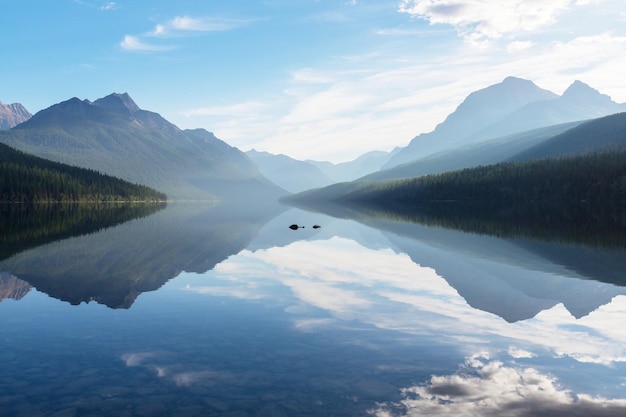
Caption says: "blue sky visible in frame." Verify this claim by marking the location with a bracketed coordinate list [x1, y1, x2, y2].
[1, 0, 626, 162]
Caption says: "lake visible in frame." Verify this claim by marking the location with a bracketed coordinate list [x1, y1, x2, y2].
[1, 201, 626, 417]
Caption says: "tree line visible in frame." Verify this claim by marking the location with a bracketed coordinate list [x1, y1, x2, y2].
[0, 142, 167, 202]
[336, 150, 626, 206]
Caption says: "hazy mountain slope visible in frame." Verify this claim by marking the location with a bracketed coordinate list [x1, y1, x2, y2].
[247, 149, 334, 193]
[510, 112, 626, 162]
[0, 93, 285, 200]
[362, 121, 581, 182]
[308, 150, 394, 182]
[384, 77, 558, 168]
[384, 78, 624, 170]
[0, 101, 31, 130]
[470, 81, 625, 141]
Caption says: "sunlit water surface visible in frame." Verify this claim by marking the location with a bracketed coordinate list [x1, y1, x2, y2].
[1, 203, 626, 416]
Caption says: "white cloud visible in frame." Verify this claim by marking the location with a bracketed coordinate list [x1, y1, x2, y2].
[188, 28, 626, 163]
[121, 15, 251, 53]
[370, 355, 626, 417]
[119, 35, 172, 52]
[398, 0, 578, 41]
[100, 1, 116, 10]
[506, 40, 535, 52]
[149, 16, 252, 37]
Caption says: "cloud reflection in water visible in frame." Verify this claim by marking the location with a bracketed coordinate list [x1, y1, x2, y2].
[181, 237, 626, 368]
[370, 354, 626, 417]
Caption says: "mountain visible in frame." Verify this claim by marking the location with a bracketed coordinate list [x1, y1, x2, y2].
[360, 109, 626, 184]
[246, 149, 395, 193]
[0, 101, 31, 129]
[246, 149, 334, 193]
[307, 150, 395, 183]
[0, 141, 166, 202]
[384, 77, 624, 169]
[469, 80, 625, 141]
[362, 121, 581, 182]
[510, 111, 626, 161]
[0, 93, 285, 201]
[384, 77, 558, 168]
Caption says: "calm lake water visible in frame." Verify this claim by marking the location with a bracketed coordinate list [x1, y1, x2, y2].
[1, 202, 626, 417]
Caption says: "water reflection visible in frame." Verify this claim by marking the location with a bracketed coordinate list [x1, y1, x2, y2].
[0, 201, 284, 308]
[1, 201, 626, 415]
[0, 273, 31, 302]
[0, 202, 166, 261]
[370, 354, 626, 417]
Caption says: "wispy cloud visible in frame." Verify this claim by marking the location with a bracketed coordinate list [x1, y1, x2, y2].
[121, 15, 252, 53]
[150, 16, 252, 37]
[119, 35, 172, 52]
[187, 29, 626, 162]
[100, 1, 117, 10]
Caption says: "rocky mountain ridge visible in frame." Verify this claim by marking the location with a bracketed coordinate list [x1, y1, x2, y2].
[0, 101, 31, 129]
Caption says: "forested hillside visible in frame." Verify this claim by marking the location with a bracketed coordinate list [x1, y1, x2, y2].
[0, 93, 285, 201]
[0, 142, 166, 202]
[290, 150, 626, 205]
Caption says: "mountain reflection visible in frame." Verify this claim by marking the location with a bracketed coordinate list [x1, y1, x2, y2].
[184, 232, 626, 357]
[0, 202, 166, 262]
[0, 201, 285, 308]
[0, 272, 31, 302]
[3, 203, 626, 415]
[290, 200, 626, 251]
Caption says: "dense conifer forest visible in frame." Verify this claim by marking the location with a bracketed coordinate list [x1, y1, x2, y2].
[0, 142, 167, 202]
[320, 150, 626, 205]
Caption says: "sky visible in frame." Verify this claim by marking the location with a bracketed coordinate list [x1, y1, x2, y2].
[1, 0, 626, 163]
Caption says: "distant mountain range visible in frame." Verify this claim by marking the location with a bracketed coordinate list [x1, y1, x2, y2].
[248, 77, 625, 189]
[0, 101, 31, 130]
[247, 149, 335, 193]
[0, 93, 285, 201]
[284, 111, 626, 210]
[384, 77, 626, 168]
[247, 149, 394, 193]
[2, 76, 624, 202]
